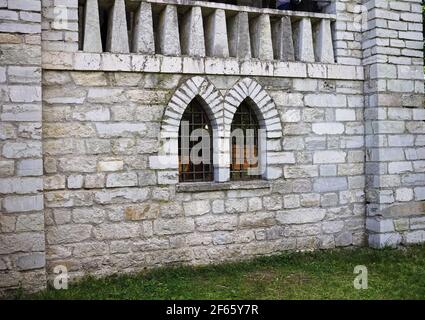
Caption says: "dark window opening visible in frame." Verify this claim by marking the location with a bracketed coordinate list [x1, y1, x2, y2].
[197, 0, 330, 12]
[178, 99, 214, 182]
[230, 100, 261, 181]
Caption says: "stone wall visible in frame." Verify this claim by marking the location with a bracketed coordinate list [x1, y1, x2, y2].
[42, 71, 366, 282]
[0, 0, 46, 295]
[363, 0, 425, 247]
[0, 0, 423, 296]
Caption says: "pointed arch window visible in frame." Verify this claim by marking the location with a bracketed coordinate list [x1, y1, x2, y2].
[178, 98, 214, 182]
[230, 99, 262, 181]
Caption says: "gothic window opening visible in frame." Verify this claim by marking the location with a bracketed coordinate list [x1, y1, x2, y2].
[178, 98, 214, 182]
[230, 100, 262, 181]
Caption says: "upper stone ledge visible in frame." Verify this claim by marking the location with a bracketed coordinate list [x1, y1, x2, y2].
[42, 51, 364, 80]
[143, 0, 337, 20]
[176, 180, 271, 193]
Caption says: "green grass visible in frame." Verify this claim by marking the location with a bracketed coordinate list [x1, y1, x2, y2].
[25, 245, 425, 300]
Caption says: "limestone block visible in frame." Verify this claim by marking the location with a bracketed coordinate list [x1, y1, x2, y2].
[3, 195, 44, 213]
[16, 253, 45, 270]
[313, 177, 348, 192]
[195, 215, 237, 232]
[183, 200, 211, 216]
[227, 12, 251, 59]
[313, 19, 334, 63]
[106, 0, 129, 53]
[205, 9, 229, 58]
[313, 151, 346, 164]
[154, 218, 195, 235]
[106, 172, 138, 188]
[312, 123, 345, 135]
[369, 233, 402, 248]
[180, 6, 205, 57]
[67, 175, 84, 189]
[276, 208, 326, 224]
[97, 160, 124, 172]
[17, 159, 43, 176]
[83, 0, 102, 52]
[225, 198, 248, 213]
[157, 5, 181, 55]
[0, 177, 42, 194]
[271, 16, 294, 61]
[250, 14, 273, 60]
[0, 160, 15, 177]
[132, 2, 155, 54]
[405, 230, 425, 244]
[293, 18, 315, 62]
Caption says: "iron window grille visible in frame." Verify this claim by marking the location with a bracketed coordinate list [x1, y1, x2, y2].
[178, 98, 214, 182]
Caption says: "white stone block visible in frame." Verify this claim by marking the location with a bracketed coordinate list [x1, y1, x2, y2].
[132, 2, 155, 54]
[314, 19, 334, 63]
[3, 194, 44, 213]
[97, 160, 124, 172]
[293, 18, 315, 62]
[250, 14, 273, 60]
[106, 0, 129, 53]
[312, 122, 345, 135]
[271, 16, 295, 61]
[83, 0, 102, 52]
[335, 109, 356, 121]
[158, 5, 181, 55]
[180, 6, 205, 57]
[205, 9, 229, 58]
[228, 12, 251, 59]
[313, 150, 346, 164]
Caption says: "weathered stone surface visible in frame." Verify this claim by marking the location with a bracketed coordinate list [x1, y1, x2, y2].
[157, 5, 180, 55]
[154, 218, 195, 235]
[293, 18, 314, 62]
[16, 253, 45, 270]
[183, 200, 211, 216]
[124, 203, 160, 221]
[250, 14, 273, 60]
[205, 9, 229, 58]
[228, 12, 251, 59]
[83, 0, 102, 52]
[132, 2, 155, 54]
[3, 195, 43, 213]
[180, 6, 205, 57]
[314, 19, 334, 63]
[93, 223, 140, 240]
[46, 224, 92, 244]
[276, 208, 326, 224]
[272, 16, 294, 61]
[106, 0, 129, 53]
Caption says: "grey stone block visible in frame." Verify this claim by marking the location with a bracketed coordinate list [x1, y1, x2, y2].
[180, 6, 205, 57]
[132, 2, 155, 54]
[271, 16, 294, 61]
[83, 0, 102, 52]
[157, 5, 181, 55]
[16, 253, 45, 270]
[227, 12, 251, 59]
[106, 0, 129, 53]
[205, 9, 229, 58]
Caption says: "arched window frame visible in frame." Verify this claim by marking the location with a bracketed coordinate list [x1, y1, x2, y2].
[153, 77, 282, 185]
[152, 76, 225, 184]
[224, 78, 283, 181]
[230, 98, 264, 181]
[178, 97, 214, 182]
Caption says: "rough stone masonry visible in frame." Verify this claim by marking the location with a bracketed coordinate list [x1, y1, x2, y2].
[0, 0, 423, 295]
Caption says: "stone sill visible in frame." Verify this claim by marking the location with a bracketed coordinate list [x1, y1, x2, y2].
[144, 0, 337, 21]
[176, 180, 271, 193]
[42, 51, 364, 80]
